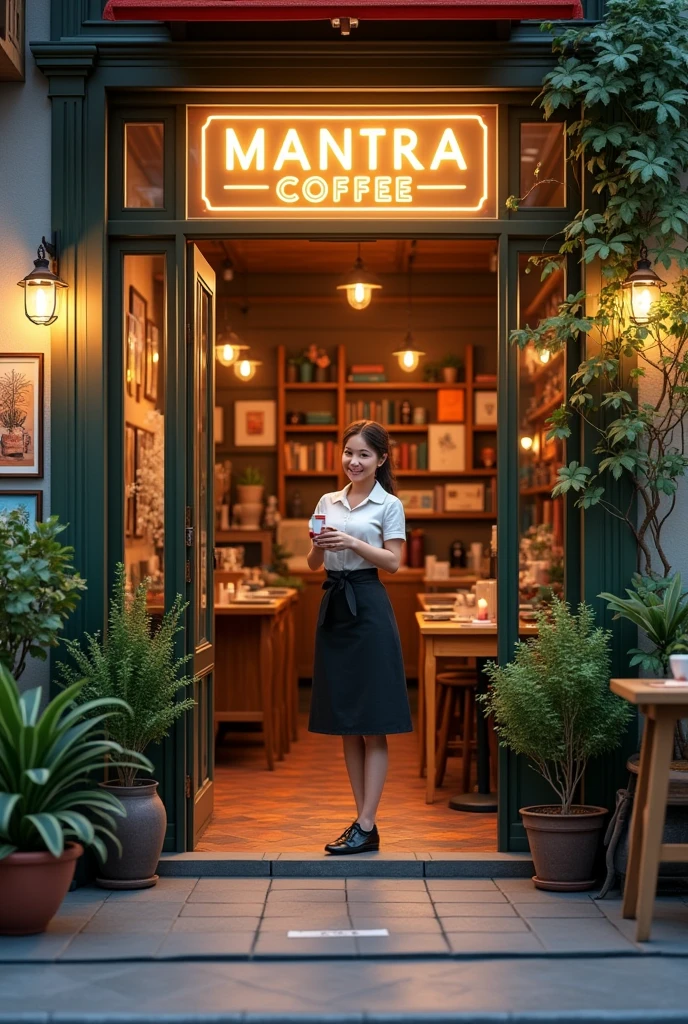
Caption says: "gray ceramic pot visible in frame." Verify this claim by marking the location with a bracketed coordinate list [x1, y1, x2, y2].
[96, 780, 167, 890]
[520, 804, 607, 892]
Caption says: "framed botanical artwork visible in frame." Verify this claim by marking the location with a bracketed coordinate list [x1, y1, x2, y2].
[0, 490, 43, 529]
[234, 399, 277, 447]
[129, 286, 147, 326]
[398, 489, 435, 513]
[474, 390, 498, 427]
[124, 423, 136, 537]
[0, 353, 43, 478]
[444, 482, 485, 512]
[126, 313, 145, 400]
[144, 320, 160, 402]
[428, 424, 466, 473]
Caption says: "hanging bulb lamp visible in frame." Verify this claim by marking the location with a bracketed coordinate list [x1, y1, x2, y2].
[336, 243, 382, 311]
[393, 333, 425, 373]
[520, 434, 534, 451]
[622, 245, 666, 326]
[234, 358, 262, 382]
[215, 329, 249, 367]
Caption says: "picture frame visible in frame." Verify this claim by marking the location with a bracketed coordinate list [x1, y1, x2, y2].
[0, 490, 43, 530]
[234, 399, 277, 447]
[398, 489, 435, 513]
[129, 286, 147, 327]
[444, 482, 485, 512]
[474, 390, 498, 427]
[134, 427, 154, 537]
[125, 423, 136, 537]
[144, 320, 160, 403]
[126, 313, 145, 400]
[428, 423, 466, 473]
[0, 353, 44, 478]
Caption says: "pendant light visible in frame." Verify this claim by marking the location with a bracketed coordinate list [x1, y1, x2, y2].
[393, 241, 425, 373]
[234, 358, 262, 382]
[215, 329, 249, 368]
[336, 242, 382, 311]
[622, 244, 666, 326]
[17, 238, 67, 326]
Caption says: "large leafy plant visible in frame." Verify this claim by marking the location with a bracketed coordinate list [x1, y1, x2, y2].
[0, 511, 87, 678]
[0, 664, 150, 861]
[600, 572, 688, 677]
[509, 0, 688, 577]
[481, 600, 632, 814]
[58, 564, 195, 787]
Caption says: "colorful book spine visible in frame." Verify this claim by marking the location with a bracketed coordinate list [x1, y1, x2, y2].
[283, 442, 336, 472]
[347, 373, 387, 382]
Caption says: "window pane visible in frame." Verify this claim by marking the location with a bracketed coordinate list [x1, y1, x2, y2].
[123, 255, 166, 608]
[519, 123, 565, 208]
[196, 282, 212, 644]
[517, 253, 566, 613]
[125, 123, 164, 209]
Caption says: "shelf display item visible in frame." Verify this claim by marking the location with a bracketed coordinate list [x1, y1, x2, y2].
[428, 424, 466, 472]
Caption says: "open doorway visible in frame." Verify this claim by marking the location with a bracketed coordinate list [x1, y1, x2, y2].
[195, 237, 500, 853]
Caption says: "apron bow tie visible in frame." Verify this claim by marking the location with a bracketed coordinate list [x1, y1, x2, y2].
[318, 571, 357, 627]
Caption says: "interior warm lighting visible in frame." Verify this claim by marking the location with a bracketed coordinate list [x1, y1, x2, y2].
[539, 349, 551, 364]
[393, 339, 425, 373]
[622, 245, 666, 326]
[17, 240, 67, 326]
[520, 435, 534, 451]
[336, 245, 382, 311]
[234, 358, 261, 381]
[216, 341, 249, 367]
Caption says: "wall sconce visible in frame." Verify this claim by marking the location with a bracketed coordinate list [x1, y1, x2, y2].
[622, 245, 666, 326]
[17, 238, 67, 326]
[234, 358, 262, 382]
[336, 243, 382, 311]
[393, 333, 425, 373]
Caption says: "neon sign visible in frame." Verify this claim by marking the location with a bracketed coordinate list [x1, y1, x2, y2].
[187, 107, 496, 218]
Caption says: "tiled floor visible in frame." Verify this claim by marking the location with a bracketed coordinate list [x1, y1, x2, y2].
[199, 703, 497, 852]
[3, 876, 688, 964]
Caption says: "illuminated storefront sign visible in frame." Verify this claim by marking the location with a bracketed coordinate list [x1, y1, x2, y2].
[187, 106, 496, 218]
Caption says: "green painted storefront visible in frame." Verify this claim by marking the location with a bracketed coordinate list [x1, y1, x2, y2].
[33, 0, 636, 854]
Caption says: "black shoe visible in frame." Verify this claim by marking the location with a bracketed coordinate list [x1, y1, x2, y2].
[325, 822, 379, 856]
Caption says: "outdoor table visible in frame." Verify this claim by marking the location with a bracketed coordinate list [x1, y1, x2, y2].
[611, 677, 688, 941]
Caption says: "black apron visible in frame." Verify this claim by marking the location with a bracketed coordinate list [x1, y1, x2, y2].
[309, 568, 413, 736]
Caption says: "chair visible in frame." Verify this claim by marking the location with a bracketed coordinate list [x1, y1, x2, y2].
[435, 664, 478, 792]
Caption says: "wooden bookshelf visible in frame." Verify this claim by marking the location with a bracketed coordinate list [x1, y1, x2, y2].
[276, 343, 497, 521]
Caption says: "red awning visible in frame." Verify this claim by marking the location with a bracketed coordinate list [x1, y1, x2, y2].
[103, 0, 584, 22]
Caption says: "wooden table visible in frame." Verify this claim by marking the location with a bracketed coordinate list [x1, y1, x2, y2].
[611, 677, 688, 941]
[215, 590, 298, 770]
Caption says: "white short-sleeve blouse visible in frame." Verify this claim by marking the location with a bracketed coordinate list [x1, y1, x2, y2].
[313, 481, 407, 572]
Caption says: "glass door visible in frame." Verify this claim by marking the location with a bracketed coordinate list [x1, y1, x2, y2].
[186, 244, 216, 845]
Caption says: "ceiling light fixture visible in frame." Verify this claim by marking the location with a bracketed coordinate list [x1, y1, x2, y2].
[336, 242, 382, 311]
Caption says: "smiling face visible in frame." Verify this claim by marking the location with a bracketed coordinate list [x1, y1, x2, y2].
[342, 432, 386, 487]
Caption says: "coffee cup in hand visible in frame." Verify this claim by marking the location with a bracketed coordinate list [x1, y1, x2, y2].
[310, 515, 326, 536]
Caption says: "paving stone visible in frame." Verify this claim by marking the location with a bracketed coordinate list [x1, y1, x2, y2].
[434, 901, 517, 917]
[59, 934, 164, 960]
[80, 915, 176, 935]
[156, 932, 255, 958]
[103, 878, 198, 901]
[61, 888, 109, 904]
[346, 890, 431, 903]
[188, 888, 269, 904]
[252, 934, 358, 957]
[428, 889, 508, 903]
[446, 932, 545, 954]
[0, 934, 74, 962]
[186, 898, 267, 914]
[270, 878, 345, 889]
[180, 904, 263, 920]
[500, 888, 597, 904]
[170, 916, 260, 933]
[86, 901, 186, 920]
[345, 901, 436, 918]
[441, 915, 530, 933]
[262, 902, 356, 918]
[355, 934, 449, 956]
[425, 879, 498, 891]
[528, 918, 638, 953]
[266, 889, 346, 903]
[258, 916, 352, 932]
[346, 878, 428, 890]
[344, 917, 443, 934]
[512, 900, 603, 919]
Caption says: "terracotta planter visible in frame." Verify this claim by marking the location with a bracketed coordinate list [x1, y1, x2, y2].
[0, 430, 24, 458]
[441, 367, 458, 384]
[286, 363, 299, 382]
[314, 366, 329, 382]
[237, 484, 264, 505]
[96, 780, 166, 890]
[0, 843, 83, 935]
[520, 804, 607, 891]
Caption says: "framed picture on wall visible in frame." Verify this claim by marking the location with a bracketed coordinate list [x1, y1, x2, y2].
[0, 490, 43, 529]
[444, 482, 485, 512]
[428, 424, 465, 472]
[0, 353, 44, 478]
[398, 489, 435, 513]
[234, 400, 277, 447]
[125, 423, 136, 537]
[134, 427, 154, 538]
[144, 321, 160, 403]
[474, 390, 498, 427]
[129, 286, 147, 326]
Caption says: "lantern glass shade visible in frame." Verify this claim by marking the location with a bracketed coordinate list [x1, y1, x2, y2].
[215, 336, 249, 367]
[336, 257, 382, 311]
[520, 434, 534, 451]
[392, 347, 425, 373]
[622, 251, 666, 325]
[234, 358, 261, 381]
[17, 252, 67, 326]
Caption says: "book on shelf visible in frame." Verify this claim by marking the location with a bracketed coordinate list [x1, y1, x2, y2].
[474, 373, 497, 386]
[346, 399, 428, 427]
[305, 411, 335, 424]
[283, 441, 336, 472]
[437, 389, 465, 423]
[392, 441, 428, 471]
[348, 373, 388, 382]
[350, 364, 385, 374]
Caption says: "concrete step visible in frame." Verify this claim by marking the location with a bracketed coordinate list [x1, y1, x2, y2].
[158, 851, 534, 878]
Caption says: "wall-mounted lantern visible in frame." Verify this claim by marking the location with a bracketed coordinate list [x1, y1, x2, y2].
[622, 245, 666, 326]
[17, 238, 67, 326]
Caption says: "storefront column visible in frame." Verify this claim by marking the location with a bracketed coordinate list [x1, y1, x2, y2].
[32, 45, 108, 644]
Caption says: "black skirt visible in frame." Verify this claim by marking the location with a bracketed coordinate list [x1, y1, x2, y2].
[309, 568, 413, 736]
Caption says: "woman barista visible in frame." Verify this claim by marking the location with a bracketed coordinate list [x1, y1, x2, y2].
[307, 421, 412, 855]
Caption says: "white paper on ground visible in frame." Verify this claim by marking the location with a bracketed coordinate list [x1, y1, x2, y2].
[287, 929, 389, 938]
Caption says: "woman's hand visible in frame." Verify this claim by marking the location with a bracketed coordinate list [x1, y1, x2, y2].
[314, 528, 357, 553]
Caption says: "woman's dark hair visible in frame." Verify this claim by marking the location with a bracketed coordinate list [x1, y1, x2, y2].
[342, 420, 397, 495]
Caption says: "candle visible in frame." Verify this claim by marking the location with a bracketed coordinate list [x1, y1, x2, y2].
[477, 598, 489, 621]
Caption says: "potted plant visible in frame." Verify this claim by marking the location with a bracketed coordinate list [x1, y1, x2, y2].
[0, 510, 87, 678]
[286, 357, 300, 383]
[481, 599, 632, 891]
[0, 665, 150, 934]
[423, 362, 439, 383]
[439, 353, 463, 384]
[58, 565, 195, 889]
[236, 466, 265, 506]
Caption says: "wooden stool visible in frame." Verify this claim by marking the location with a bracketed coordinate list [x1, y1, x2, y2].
[435, 668, 477, 792]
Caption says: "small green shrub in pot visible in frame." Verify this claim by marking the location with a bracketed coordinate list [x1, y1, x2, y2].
[0, 665, 150, 934]
[481, 598, 632, 890]
[58, 564, 195, 889]
[439, 353, 463, 383]
[237, 465, 265, 506]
